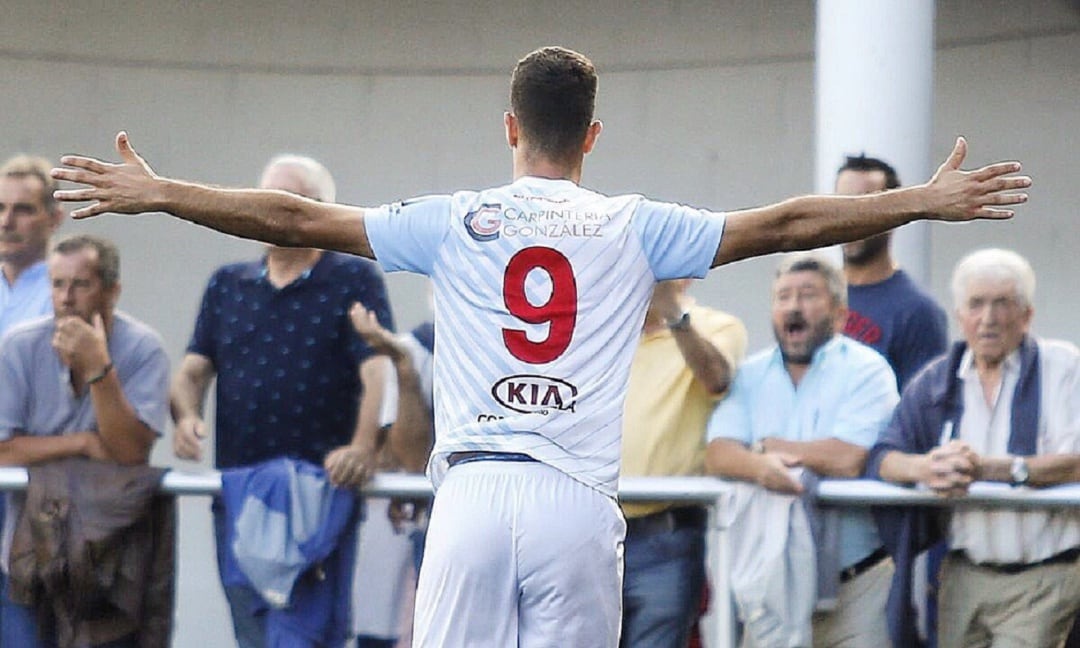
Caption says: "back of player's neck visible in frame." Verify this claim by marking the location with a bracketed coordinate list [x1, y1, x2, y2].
[844, 256, 897, 286]
[513, 150, 582, 184]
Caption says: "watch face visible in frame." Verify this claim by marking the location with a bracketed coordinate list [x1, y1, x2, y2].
[1011, 457, 1029, 485]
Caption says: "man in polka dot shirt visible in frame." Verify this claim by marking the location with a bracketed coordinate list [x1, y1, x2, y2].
[168, 155, 394, 648]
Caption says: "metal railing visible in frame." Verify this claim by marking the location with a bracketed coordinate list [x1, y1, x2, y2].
[3, 466, 1079, 648]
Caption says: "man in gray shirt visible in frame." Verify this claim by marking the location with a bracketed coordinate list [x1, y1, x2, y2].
[0, 234, 169, 648]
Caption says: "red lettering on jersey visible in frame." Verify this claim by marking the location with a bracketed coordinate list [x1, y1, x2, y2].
[844, 310, 882, 345]
[502, 247, 578, 364]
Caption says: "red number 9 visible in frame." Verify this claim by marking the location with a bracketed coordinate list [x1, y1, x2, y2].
[502, 247, 578, 364]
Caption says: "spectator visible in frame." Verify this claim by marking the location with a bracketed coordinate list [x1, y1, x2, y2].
[1, 155, 62, 334]
[351, 302, 435, 648]
[869, 248, 1080, 648]
[836, 154, 948, 391]
[706, 254, 899, 647]
[620, 279, 746, 647]
[0, 234, 170, 647]
[0, 154, 65, 640]
[835, 154, 952, 645]
[169, 155, 393, 648]
[351, 302, 435, 476]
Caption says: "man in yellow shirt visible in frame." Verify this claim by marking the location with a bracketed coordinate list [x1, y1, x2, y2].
[620, 279, 747, 647]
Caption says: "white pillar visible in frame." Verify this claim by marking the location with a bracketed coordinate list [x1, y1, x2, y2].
[816, 0, 935, 285]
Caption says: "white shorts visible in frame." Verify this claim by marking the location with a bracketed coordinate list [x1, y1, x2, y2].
[413, 459, 626, 647]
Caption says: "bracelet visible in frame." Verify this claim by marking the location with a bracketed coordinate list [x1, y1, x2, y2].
[86, 362, 114, 386]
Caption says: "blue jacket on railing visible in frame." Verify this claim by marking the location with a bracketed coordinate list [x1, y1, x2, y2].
[220, 458, 361, 647]
[865, 337, 1040, 648]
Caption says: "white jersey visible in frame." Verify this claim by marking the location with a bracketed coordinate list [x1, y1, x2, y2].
[365, 176, 724, 496]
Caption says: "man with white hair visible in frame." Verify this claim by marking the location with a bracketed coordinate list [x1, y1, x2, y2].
[868, 248, 1080, 647]
[169, 155, 394, 648]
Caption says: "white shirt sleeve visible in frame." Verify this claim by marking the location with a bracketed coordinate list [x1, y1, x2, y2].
[631, 199, 726, 281]
[364, 195, 453, 276]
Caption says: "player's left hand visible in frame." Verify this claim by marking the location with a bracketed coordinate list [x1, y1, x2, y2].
[51, 131, 162, 219]
[922, 137, 1032, 221]
[325, 444, 376, 487]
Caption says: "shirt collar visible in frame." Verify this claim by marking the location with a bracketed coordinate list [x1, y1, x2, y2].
[2, 259, 48, 289]
[956, 345, 1022, 380]
[240, 253, 332, 286]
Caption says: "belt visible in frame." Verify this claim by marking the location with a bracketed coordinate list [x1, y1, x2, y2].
[951, 547, 1080, 575]
[840, 547, 889, 583]
[446, 451, 538, 468]
[625, 506, 707, 536]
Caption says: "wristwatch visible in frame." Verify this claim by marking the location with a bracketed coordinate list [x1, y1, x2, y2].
[1009, 456, 1030, 487]
[666, 311, 691, 332]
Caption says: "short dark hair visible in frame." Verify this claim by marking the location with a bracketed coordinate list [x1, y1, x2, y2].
[510, 46, 597, 164]
[837, 154, 901, 190]
[775, 253, 847, 307]
[1, 154, 59, 211]
[51, 234, 121, 289]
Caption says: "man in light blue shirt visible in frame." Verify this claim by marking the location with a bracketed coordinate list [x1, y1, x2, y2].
[0, 155, 62, 336]
[706, 254, 899, 647]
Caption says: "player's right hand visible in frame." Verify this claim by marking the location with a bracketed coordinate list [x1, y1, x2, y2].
[173, 415, 206, 462]
[51, 131, 162, 219]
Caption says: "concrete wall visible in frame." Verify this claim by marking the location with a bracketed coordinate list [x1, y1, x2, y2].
[2, 1, 1077, 645]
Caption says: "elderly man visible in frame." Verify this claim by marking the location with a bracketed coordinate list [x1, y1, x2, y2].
[169, 155, 393, 648]
[0, 234, 170, 647]
[868, 248, 1080, 647]
[706, 254, 899, 647]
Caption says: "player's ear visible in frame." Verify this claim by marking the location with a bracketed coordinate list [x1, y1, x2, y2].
[582, 120, 603, 155]
[505, 112, 519, 149]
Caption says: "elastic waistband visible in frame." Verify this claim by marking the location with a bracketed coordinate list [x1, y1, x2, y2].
[446, 451, 538, 468]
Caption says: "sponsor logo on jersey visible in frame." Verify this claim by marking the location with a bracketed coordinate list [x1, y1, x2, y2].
[491, 374, 578, 414]
[464, 204, 503, 242]
[500, 207, 609, 238]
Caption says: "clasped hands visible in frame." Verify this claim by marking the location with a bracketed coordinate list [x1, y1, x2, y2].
[921, 440, 980, 497]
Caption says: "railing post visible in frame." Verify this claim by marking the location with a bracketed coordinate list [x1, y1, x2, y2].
[707, 492, 736, 648]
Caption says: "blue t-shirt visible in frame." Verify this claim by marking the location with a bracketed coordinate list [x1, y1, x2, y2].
[188, 252, 393, 469]
[843, 269, 948, 391]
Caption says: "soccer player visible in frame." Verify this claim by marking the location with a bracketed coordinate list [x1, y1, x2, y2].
[50, 46, 1029, 648]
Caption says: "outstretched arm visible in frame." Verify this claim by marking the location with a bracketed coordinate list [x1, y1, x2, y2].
[713, 137, 1031, 267]
[51, 132, 374, 258]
